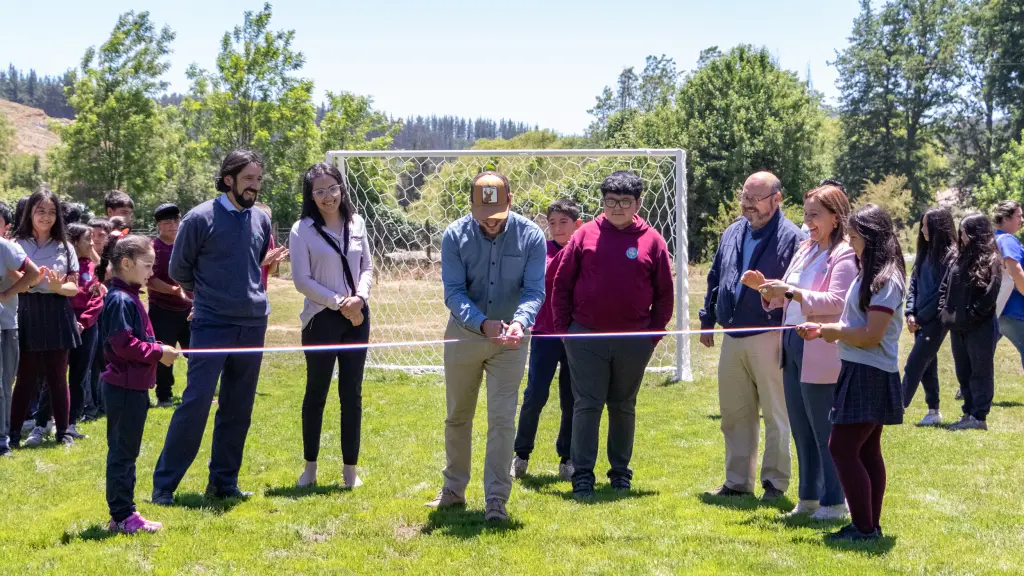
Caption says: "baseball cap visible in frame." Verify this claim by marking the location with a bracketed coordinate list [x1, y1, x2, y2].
[153, 203, 180, 222]
[470, 173, 510, 222]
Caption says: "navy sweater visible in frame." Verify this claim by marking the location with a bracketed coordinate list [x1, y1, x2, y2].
[169, 197, 272, 326]
[905, 257, 948, 325]
[699, 209, 805, 335]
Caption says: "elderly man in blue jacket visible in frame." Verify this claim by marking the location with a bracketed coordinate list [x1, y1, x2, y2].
[699, 171, 805, 501]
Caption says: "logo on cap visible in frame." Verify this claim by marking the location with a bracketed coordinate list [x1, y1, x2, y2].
[471, 174, 510, 222]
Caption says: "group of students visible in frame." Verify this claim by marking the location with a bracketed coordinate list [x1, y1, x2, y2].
[2, 152, 1021, 541]
[703, 175, 1022, 543]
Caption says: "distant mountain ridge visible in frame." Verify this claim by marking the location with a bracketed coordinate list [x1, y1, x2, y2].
[0, 98, 67, 157]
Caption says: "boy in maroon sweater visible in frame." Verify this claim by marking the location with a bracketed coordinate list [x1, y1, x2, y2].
[511, 199, 582, 482]
[147, 203, 192, 407]
[551, 171, 674, 499]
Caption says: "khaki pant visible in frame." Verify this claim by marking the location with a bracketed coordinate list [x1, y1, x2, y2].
[442, 318, 528, 502]
[718, 332, 791, 492]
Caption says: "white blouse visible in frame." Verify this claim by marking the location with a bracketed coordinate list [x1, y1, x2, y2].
[289, 215, 373, 328]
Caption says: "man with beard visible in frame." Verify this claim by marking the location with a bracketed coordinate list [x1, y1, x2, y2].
[699, 171, 804, 501]
[151, 149, 273, 504]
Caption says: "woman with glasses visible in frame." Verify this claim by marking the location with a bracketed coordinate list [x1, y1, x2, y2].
[290, 162, 373, 489]
[742, 182, 856, 520]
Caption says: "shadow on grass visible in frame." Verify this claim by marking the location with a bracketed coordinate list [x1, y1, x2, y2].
[559, 485, 659, 504]
[423, 508, 524, 539]
[823, 534, 897, 556]
[993, 400, 1023, 408]
[169, 491, 245, 514]
[740, 511, 847, 531]
[518, 473, 566, 491]
[652, 375, 678, 388]
[61, 524, 116, 544]
[698, 492, 792, 512]
[265, 483, 347, 499]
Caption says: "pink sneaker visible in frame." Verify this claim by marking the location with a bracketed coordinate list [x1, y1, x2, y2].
[109, 512, 161, 534]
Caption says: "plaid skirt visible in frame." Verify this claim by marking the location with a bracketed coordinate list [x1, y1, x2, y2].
[830, 360, 904, 425]
[18, 292, 82, 352]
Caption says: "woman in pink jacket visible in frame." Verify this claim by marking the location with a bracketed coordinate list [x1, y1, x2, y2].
[742, 182, 857, 520]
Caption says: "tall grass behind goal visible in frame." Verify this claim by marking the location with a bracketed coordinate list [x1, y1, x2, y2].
[325, 149, 691, 381]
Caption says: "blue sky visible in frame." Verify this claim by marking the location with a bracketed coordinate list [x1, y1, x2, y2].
[0, 0, 862, 134]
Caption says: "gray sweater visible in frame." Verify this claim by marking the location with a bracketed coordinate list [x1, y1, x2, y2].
[169, 196, 272, 326]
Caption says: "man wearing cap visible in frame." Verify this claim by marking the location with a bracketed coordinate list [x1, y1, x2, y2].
[147, 203, 192, 408]
[426, 171, 546, 521]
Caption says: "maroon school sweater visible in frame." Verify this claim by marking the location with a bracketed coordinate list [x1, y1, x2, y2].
[531, 240, 566, 335]
[551, 214, 674, 338]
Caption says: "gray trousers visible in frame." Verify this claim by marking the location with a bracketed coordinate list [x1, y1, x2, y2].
[564, 323, 655, 488]
[0, 328, 18, 445]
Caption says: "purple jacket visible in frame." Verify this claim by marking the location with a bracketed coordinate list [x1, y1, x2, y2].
[763, 241, 858, 384]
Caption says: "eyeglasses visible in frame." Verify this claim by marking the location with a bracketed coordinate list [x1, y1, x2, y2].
[312, 185, 343, 199]
[737, 191, 777, 206]
[603, 197, 635, 209]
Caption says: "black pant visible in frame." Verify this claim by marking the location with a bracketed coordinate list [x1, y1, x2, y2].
[149, 304, 191, 402]
[514, 336, 573, 462]
[901, 320, 948, 410]
[564, 323, 655, 489]
[83, 323, 106, 417]
[950, 317, 996, 420]
[68, 323, 99, 424]
[104, 381, 149, 522]
[301, 307, 370, 464]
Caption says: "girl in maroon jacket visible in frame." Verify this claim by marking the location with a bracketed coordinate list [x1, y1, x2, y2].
[100, 235, 178, 534]
[67, 223, 103, 439]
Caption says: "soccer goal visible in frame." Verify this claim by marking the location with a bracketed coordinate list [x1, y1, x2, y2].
[324, 148, 692, 381]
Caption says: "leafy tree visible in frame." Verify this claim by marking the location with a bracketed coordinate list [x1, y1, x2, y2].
[50, 11, 176, 214]
[0, 111, 13, 174]
[975, 129, 1024, 209]
[319, 92, 398, 153]
[857, 174, 913, 224]
[665, 45, 828, 259]
[987, 0, 1024, 140]
[834, 0, 964, 208]
[184, 2, 319, 226]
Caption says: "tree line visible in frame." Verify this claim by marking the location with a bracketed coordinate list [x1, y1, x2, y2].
[0, 65, 76, 119]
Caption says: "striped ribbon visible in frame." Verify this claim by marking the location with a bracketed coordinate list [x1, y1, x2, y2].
[178, 325, 796, 355]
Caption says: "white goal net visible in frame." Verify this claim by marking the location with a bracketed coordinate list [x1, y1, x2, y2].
[324, 149, 692, 381]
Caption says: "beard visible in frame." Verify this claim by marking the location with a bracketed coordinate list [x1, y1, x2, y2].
[231, 184, 258, 209]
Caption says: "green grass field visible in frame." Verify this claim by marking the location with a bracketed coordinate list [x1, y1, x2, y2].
[2, 271, 1023, 574]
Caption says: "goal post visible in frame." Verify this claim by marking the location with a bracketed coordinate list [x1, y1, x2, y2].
[324, 148, 692, 381]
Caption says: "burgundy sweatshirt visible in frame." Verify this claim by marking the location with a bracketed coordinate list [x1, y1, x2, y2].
[100, 278, 163, 391]
[71, 257, 104, 329]
[551, 214, 674, 339]
[531, 240, 566, 335]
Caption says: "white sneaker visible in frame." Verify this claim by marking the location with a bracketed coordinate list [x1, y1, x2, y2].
[916, 409, 943, 427]
[558, 460, 575, 482]
[65, 424, 87, 440]
[44, 419, 56, 436]
[24, 426, 46, 447]
[810, 503, 849, 520]
[784, 500, 820, 517]
[510, 455, 528, 479]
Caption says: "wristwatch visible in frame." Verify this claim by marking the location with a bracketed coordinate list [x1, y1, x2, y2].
[784, 290, 795, 300]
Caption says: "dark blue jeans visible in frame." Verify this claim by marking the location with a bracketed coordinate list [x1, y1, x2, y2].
[152, 320, 267, 493]
[104, 381, 149, 522]
[950, 316, 996, 421]
[901, 320, 948, 410]
[998, 315, 1024, 372]
[782, 330, 844, 506]
[514, 336, 573, 462]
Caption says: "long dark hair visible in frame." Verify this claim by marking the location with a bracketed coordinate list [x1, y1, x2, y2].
[956, 213, 1001, 287]
[301, 162, 355, 225]
[848, 204, 906, 312]
[913, 207, 957, 276]
[15, 188, 67, 243]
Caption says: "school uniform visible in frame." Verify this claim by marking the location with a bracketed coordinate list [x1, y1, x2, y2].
[829, 276, 905, 535]
[101, 278, 163, 523]
[550, 214, 674, 491]
[902, 257, 951, 410]
[8, 237, 81, 444]
[938, 260, 1000, 421]
[0, 239, 28, 449]
[69, 256, 103, 425]
[514, 240, 573, 464]
[147, 237, 192, 403]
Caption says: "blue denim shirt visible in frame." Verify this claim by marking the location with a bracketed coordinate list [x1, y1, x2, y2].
[441, 212, 547, 334]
